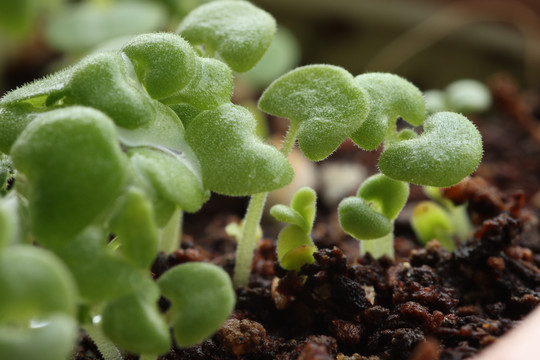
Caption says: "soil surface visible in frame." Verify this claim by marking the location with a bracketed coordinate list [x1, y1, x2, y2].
[71, 75, 540, 360]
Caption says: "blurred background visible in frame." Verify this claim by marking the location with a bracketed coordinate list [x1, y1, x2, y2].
[1, 0, 539, 97]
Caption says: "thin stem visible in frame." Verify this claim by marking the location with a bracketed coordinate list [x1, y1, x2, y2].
[233, 122, 300, 287]
[233, 192, 268, 287]
[360, 228, 394, 259]
[159, 208, 183, 253]
[82, 323, 123, 360]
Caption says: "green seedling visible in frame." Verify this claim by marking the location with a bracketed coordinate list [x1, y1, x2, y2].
[0, 0, 485, 357]
[270, 187, 318, 272]
[411, 185, 474, 251]
[339, 174, 409, 258]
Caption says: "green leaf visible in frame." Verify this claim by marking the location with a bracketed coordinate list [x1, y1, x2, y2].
[356, 174, 409, 221]
[0, 66, 74, 107]
[270, 205, 307, 231]
[122, 33, 198, 100]
[290, 187, 317, 231]
[177, 0, 276, 72]
[169, 103, 203, 129]
[65, 52, 155, 129]
[351, 73, 426, 150]
[0, 193, 18, 250]
[0, 245, 76, 322]
[129, 147, 206, 213]
[185, 103, 294, 196]
[0, 103, 40, 154]
[10, 107, 128, 247]
[157, 262, 235, 348]
[116, 100, 189, 153]
[338, 197, 392, 240]
[276, 225, 316, 271]
[45, 1, 166, 53]
[110, 187, 159, 269]
[411, 201, 455, 250]
[258, 65, 369, 161]
[378, 112, 483, 187]
[161, 57, 233, 109]
[102, 292, 170, 356]
[0, 314, 77, 360]
[54, 227, 155, 303]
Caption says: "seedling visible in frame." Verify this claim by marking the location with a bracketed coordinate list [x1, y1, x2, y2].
[424, 79, 492, 114]
[339, 174, 409, 258]
[270, 187, 318, 271]
[0, 1, 485, 358]
[410, 185, 474, 251]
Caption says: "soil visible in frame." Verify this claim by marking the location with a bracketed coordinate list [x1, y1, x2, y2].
[68, 74, 540, 360]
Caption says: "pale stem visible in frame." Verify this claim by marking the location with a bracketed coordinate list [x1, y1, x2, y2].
[159, 208, 183, 253]
[233, 122, 300, 287]
[360, 228, 394, 259]
[82, 323, 123, 360]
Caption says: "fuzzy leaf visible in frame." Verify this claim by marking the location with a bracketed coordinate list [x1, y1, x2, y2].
[129, 147, 206, 213]
[0, 314, 77, 360]
[351, 73, 426, 150]
[102, 292, 170, 355]
[185, 103, 293, 196]
[356, 174, 409, 221]
[338, 197, 392, 240]
[0, 246, 76, 322]
[122, 33, 197, 100]
[54, 227, 155, 303]
[157, 262, 235, 348]
[10, 107, 128, 247]
[161, 57, 233, 109]
[270, 205, 307, 231]
[65, 52, 155, 129]
[258, 65, 369, 161]
[0, 103, 40, 154]
[177, 1, 276, 72]
[0, 66, 74, 107]
[110, 187, 159, 269]
[378, 112, 483, 187]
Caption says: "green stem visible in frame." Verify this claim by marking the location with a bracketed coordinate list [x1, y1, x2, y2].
[159, 208, 183, 253]
[360, 228, 394, 259]
[82, 323, 123, 360]
[233, 122, 300, 287]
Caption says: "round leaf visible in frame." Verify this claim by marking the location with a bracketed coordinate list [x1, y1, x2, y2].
[161, 57, 233, 109]
[157, 262, 235, 348]
[270, 205, 307, 231]
[276, 225, 315, 269]
[0, 246, 76, 322]
[290, 186, 317, 231]
[66, 52, 155, 129]
[185, 103, 294, 196]
[338, 197, 392, 240]
[177, 1, 276, 72]
[129, 147, 206, 213]
[10, 107, 128, 247]
[122, 33, 197, 100]
[0, 314, 77, 360]
[357, 174, 409, 221]
[378, 112, 483, 187]
[102, 292, 170, 355]
[351, 73, 426, 150]
[258, 65, 369, 161]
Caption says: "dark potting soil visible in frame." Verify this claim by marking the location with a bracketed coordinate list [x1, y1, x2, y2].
[71, 76, 540, 360]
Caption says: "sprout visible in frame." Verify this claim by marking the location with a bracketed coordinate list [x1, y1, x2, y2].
[270, 187, 318, 271]
[338, 174, 409, 258]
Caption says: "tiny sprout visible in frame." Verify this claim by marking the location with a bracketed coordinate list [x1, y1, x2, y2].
[411, 201, 455, 250]
[270, 187, 318, 271]
[338, 174, 409, 258]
